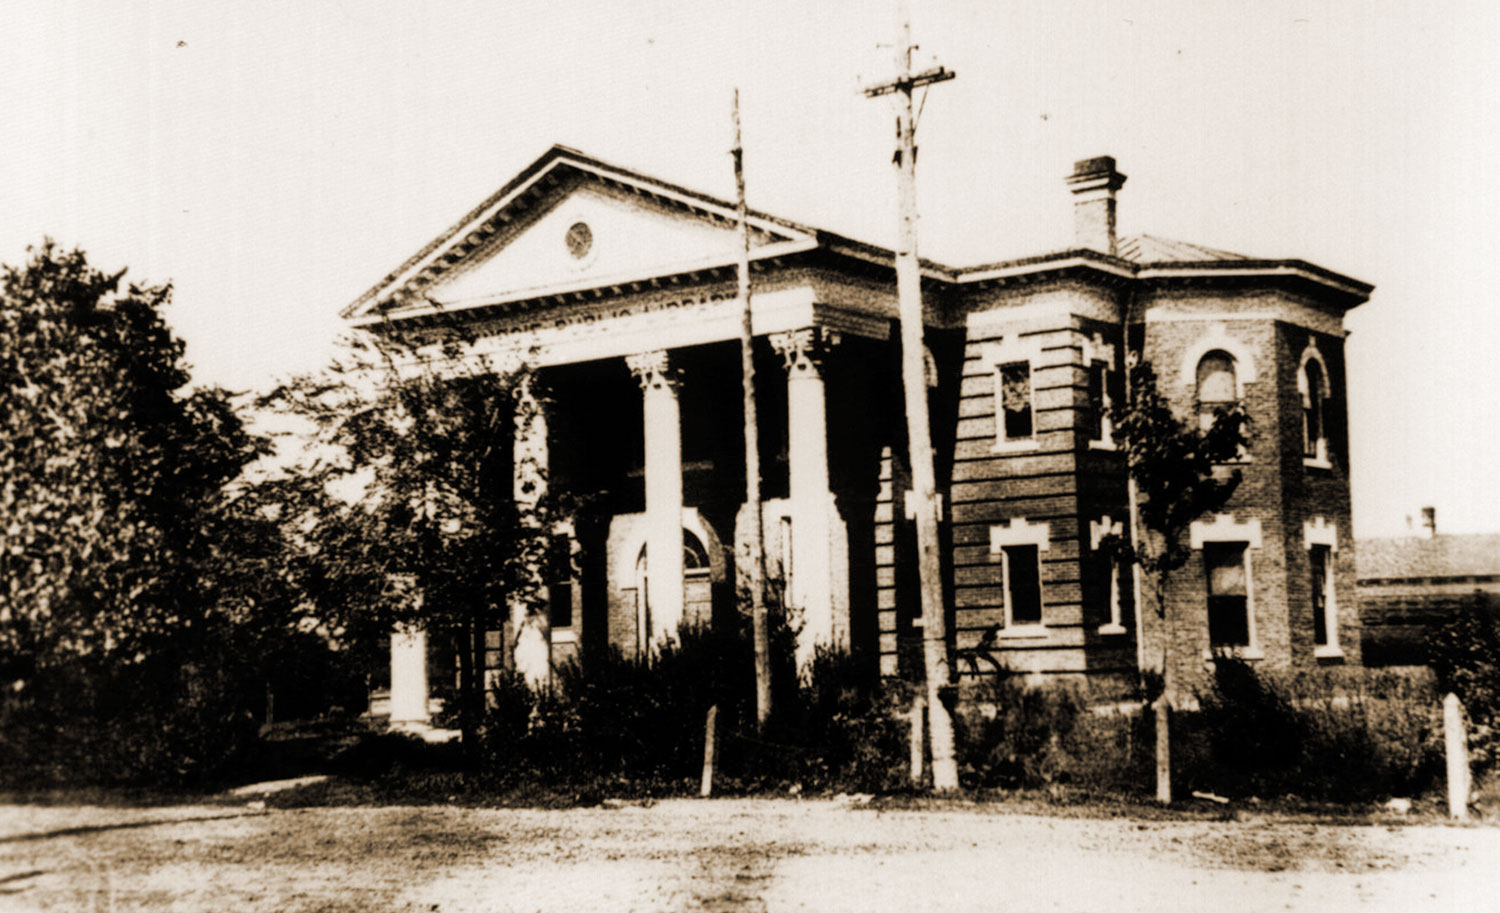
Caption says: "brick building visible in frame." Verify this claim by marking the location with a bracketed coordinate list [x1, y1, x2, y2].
[1357, 515, 1500, 666]
[346, 146, 1370, 720]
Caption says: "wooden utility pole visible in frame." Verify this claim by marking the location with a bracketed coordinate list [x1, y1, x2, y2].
[863, 1, 959, 792]
[733, 88, 771, 725]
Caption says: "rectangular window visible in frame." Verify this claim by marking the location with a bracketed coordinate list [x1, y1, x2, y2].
[547, 534, 573, 629]
[1087, 363, 1104, 438]
[999, 361, 1034, 442]
[1302, 361, 1327, 462]
[1204, 542, 1250, 647]
[1097, 551, 1122, 628]
[1310, 544, 1331, 647]
[1003, 544, 1043, 626]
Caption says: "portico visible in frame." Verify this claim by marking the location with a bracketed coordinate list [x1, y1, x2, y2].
[503, 321, 869, 682]
[341, 146, 907, 702]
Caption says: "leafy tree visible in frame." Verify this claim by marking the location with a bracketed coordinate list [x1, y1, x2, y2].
[0, 242, 304, 782]
[1108, 356, 1250, 801]
[1110, 360, 1249, 602]
[0, 241, 276, 677]
[262, 319, 561, 754]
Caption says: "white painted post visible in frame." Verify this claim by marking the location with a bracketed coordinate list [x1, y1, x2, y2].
[1444, 692, 1471, 820]
[389, 626, 430, 728]
[700, 704, 718, 798]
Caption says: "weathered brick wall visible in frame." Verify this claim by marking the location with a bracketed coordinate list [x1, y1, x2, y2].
[1275, 324, 1361, 665]
[1137, 312, 1284, 685]
[868, 275, 1360, 687]
[1130, 293, 1358, 686]
[940, 281, 1135, 677]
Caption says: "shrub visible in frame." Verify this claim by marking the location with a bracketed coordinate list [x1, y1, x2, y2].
[475, 615, 913, 796]
[958, 678, 1082, 789]
[484, 667, 538, 753]
[1197, 656, 1304, 776]
[741, 647, 911, 794]
[953, 676, 1153, 795]
[1426, 591, 1500, 774]
[1288, 670, 1440, 801]
[479, 619, 757, 789]
[1174, 658, 1441, 801]
[0, 650, 263, 787]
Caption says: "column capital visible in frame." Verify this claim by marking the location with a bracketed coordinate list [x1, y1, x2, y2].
[626, 350, 682, 392]
[770, 327, 841, 377]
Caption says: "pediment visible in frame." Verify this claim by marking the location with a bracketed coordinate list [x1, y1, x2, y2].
[431, 181, 784, 304]
[344, 147, 819, 321]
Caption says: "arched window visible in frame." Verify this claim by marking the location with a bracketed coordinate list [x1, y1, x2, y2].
[1301, 358, 1327, 462]
[634, 530, 712, 652]
[683, 531, 710, 574]
[635, 530, 711, 578]
[1195, 351, 1237, 429]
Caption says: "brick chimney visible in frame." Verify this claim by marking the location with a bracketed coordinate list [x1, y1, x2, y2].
[1421, 506, 1437, 539]
[1066, 156, 1127, 256]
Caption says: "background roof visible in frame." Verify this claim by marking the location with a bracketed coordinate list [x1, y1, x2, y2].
[1356, 534, 1500, 581]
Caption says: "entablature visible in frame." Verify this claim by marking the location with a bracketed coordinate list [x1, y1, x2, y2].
[383, 279, 890, 371]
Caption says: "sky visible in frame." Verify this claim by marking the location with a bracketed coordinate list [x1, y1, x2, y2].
[4, 0, 1498, 538]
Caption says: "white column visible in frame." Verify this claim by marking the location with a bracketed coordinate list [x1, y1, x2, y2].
[627, 350, 685, 646]
[771, 328, 844, 668]
[388, 626, 429, 728]
[511, 375, 551, 688]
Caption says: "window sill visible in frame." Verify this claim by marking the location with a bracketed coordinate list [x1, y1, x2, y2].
[998, 624, 1048, 640]
[1314, 644, 1344, 660]
[1088, 438, 1117, 452]
[1096, 623, 1129, 636]
[992, 439, 1039, 455]
[1203, 646, 1264, 661]
[550, 629, 577, 644]
[1303, 456, 1334, 471]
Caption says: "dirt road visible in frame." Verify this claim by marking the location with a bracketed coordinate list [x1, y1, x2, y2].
[1, 798, 1494, 912]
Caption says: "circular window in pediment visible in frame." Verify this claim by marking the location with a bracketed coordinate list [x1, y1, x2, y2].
[565, 221, 593, 260]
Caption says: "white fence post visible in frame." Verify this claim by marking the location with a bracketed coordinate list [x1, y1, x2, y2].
[1444, 692, 1471, 821]
[700, 705, 718, 798]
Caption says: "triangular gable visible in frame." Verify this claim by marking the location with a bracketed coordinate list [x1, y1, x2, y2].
[343, 145, 819, 321]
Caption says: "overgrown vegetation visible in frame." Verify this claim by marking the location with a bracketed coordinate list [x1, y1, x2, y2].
[1426, 591, 1500, 775]
[475, 617, 909, 797]
[0, 243, 333, 785]
[951, 660, 1444, 805]
[1179, 659, 1440, 802]
[259, 309, 567, 757]
[311, 634, 1449, 810]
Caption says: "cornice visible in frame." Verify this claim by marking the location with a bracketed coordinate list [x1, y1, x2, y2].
[343, 146, 1375, 327]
